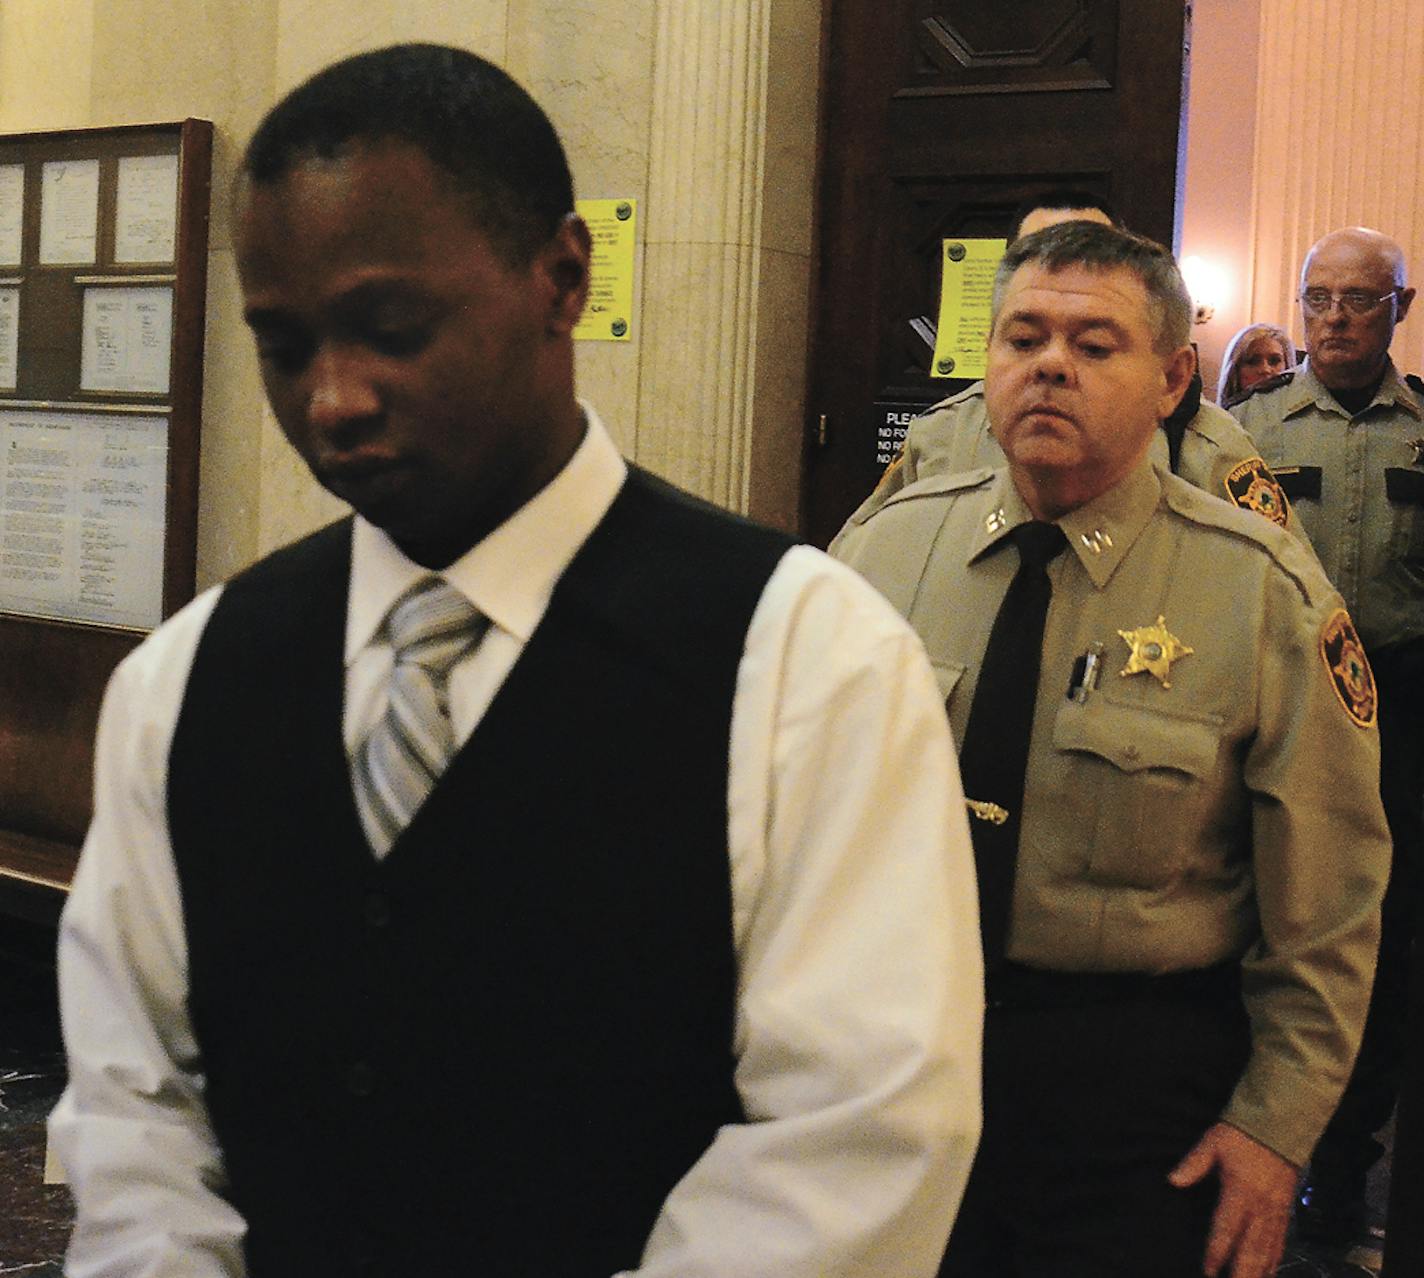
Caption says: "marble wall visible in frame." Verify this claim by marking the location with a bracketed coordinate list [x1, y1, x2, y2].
[0, 0, 821, 591]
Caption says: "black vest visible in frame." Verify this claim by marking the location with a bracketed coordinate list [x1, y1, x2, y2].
[168, 468, 794, 1277]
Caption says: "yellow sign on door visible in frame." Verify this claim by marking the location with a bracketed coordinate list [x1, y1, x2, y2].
[931, 238, 1007, 379]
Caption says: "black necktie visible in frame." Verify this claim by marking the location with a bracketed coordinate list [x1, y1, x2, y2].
[957, 520, 1067, 971]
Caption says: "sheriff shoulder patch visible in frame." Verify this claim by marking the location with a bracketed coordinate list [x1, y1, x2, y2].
[1224, 457, 1290, 527]
[1320, 609, 1376, 727]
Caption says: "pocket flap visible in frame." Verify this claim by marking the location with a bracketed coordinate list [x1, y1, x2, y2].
[1053, 697, 1220, 779]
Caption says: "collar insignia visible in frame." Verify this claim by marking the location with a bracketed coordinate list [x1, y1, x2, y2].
[1079, 528, 1114, 555]
[1118, 616, 1193, 688]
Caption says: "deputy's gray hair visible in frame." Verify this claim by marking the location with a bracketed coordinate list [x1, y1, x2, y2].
[991, 221, 1193, 354]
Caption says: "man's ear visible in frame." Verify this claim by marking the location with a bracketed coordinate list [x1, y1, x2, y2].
[1396, 285, 1416, 325]
[1158, 344, 1196, 419]
[539, 213, 591, 336]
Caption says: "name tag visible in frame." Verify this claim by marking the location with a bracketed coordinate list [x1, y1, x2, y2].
[1271, 465, 1322, 500]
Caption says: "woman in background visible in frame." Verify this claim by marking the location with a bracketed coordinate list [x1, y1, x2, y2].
[1217, 321, 1297, 404]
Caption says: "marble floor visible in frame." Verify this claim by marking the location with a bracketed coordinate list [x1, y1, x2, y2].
[0, 916, 1394, 1276]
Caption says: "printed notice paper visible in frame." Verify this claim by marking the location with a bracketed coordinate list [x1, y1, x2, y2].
[573, 198, 636, 342]
[0, 164, 23, 266]
[931, 238, 1007, 380]
[81, 287, 174, 395]
[0, 289, 17, 391]
[40, 159, 100, 266]
[115, 153, 180, 264]
[0, 410, 168, 629]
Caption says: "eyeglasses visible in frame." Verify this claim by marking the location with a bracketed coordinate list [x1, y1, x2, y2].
[1300, 288, 1401, 317]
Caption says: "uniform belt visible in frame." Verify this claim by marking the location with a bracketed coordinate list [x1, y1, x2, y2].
[986, 960, 1241, 1010]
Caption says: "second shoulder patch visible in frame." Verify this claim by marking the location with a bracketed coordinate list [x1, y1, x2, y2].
[1224, 457, 1290, 527]
[1321, 610, 1377, 728]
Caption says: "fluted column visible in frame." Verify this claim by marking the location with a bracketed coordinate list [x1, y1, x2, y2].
[635, 0, 817, 529]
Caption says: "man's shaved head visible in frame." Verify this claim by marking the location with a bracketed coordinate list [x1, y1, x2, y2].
[1301, 227, 1408, 290]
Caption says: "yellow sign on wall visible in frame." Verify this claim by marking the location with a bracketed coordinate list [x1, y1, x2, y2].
[931, 238, 1007, 379]
[574, 198, 636, 342]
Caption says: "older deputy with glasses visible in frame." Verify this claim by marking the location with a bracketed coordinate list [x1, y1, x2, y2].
[1230, 226, 1424, 1251]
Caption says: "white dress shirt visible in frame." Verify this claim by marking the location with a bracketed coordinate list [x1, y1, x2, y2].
[51, 407, 983, 1278]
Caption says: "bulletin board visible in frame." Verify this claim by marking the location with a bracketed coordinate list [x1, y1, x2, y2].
[0, 119, 211, 920]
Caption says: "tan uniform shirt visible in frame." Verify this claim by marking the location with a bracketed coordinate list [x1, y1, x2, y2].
[830, 381, 1300, 554]
[833, 459, 1389, 1166]
[1229, 359, 1424, 651]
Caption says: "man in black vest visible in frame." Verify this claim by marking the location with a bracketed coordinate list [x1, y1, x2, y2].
[50, 44, 983, 1278]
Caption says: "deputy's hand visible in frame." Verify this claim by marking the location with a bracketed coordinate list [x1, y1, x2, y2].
[1167, 1122, 1298, 1278]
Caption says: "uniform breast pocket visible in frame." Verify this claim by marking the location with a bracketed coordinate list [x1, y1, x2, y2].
[1386, 467, 1424, 561]
[1052, 697, 1222, 887]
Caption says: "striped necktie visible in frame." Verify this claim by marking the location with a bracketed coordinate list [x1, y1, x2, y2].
[353, 577, 487, 856]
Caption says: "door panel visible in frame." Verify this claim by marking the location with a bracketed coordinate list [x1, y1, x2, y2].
[804, 0, 1189, 546]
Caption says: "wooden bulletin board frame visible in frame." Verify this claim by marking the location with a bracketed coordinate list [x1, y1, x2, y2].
[0, 119, 212, 920]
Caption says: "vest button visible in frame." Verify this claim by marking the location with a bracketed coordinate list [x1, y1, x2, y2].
[364, 893, 391, 928]
[347, 1061, 377, 1097]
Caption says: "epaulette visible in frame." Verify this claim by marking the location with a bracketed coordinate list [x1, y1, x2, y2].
[1186, 396, 1253, 445]
[1160, 472, 1324, 603]
[1162, 472, 1284, 542]
[926, 381, 986, 412]
[1223, 369, 1295, 410]
[872, 466, 995, 515]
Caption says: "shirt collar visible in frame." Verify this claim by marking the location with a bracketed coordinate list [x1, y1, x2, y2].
[345, 402, 628, 663]
[1288, 358, 1423, 420]
[969, 460, 1161, 591]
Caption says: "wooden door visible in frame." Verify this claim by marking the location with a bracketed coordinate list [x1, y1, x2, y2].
[804, 0, 1190, 546]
